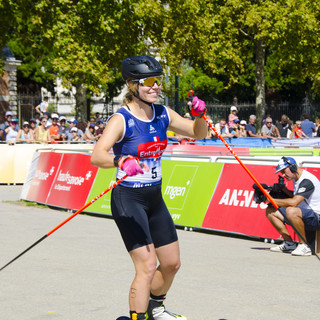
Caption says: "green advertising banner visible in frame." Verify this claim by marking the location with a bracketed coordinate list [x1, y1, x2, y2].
[86, 161, 223, 229]
[85, 168, 117, 215]
[161, 160, 223, 227]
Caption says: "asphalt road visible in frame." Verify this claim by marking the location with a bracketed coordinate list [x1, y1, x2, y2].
[0, 185, 319, 320]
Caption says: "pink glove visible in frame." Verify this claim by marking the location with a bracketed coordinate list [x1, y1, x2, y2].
[190, 96, 206, 117]
[118, 156, 148, 176]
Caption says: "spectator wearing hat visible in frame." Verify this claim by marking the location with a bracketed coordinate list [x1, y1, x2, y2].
[16, 122, 34, 143]
[1, 111, 19, 141]
[34, 116, 50, 143]
[35, 96, 49, 116]
[5, 118, 19, 145]
[95, 119, 105, 140]
[48, 113, 61, 143]
[70, 127, 81, 143]
[228, 106, 239, 129]
[246, 115, 260, 138]
[238, 120, 247, 137]
[66, 119, 83, 142]
[57, 115, 69, 142]
[261, 117, 280, 141]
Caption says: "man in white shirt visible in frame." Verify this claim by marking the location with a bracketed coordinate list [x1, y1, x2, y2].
[266, 157, 320, 256]
[214, 118, 234, 138]
[35, 96, 49, 116]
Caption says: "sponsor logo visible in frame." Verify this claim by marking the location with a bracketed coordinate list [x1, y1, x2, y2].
[138, 140, 167, 158]
[128, 119, 135, 128]
[171, 214, 181, 221]
[219, 188, 267, 209]
[34, 170, 50, 181]
[298, 187, 306, 193]
[149, 125, 157, 134]
[164, 185, 187, 200]
[56, 170, 87, 186]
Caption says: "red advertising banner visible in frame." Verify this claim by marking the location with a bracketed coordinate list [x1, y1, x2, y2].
[46, 153, 98, 209]
[202, 163, 297, 240]
[26, 152, 63, 203]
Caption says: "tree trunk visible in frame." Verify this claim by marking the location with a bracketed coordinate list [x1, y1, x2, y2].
[74, 83, 87, 121]
[255, 39, 266, 133]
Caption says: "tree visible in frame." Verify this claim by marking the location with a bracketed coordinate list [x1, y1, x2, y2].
[1, 0, 149, 120]
[138, 0, 320, 129]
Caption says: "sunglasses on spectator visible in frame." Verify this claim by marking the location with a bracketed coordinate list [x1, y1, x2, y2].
[135, 77, 162, 87]
[266, 121, 272, 124]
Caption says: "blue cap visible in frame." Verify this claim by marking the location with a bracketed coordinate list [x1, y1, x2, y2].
[275, 157, 296, 173]
[68, 119, 78, 125]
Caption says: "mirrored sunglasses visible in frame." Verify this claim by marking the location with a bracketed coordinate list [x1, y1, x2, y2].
[137, 77, 162, 87]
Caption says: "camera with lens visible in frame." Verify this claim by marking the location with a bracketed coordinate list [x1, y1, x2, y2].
[252, 176, 286, 204]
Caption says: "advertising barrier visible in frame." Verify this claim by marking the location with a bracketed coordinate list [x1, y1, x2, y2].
[21, 151, 320, 241]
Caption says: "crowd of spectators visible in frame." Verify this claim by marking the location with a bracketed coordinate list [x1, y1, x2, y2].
[0, 110, 106, 145]
[1, 105, 320, 146]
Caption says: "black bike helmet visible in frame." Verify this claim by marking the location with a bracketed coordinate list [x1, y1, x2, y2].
[121, 55, 163, 81]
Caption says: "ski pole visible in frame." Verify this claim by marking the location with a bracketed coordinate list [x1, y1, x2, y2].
[0, 175, 127, 272]
[200, 112, 320, 261]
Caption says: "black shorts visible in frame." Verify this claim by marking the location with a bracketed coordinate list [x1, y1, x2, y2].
[111, 184, 178, 252]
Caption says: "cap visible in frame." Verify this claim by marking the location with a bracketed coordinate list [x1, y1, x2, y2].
[68, 119, 78, 125]
[51, 113, 59, 119]
[240, 120, 247, 125]
[11, 118, 19, 123]
[71, 127, 78, 132]
[97, 119, 104, 124]
[230, 106, 237, 112]
[23, 121, 29, 125]
[5, 111, 13, 117]
[59, 115, 66, 121]
[275, 157, 296, 173]
[234, 118, 240, 124]
[89, 123, 95, 128]
[30, 118, 37, 123]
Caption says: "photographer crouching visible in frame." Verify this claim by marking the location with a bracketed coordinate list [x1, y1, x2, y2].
[260, 157, 320, 256]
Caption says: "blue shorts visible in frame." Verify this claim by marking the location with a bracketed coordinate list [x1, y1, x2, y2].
[300, 208, 320, 231]
[282, 207, 320, 231]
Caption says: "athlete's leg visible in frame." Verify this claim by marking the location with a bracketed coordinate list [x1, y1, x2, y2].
[129, 244, 157, 313]
[151, 241, 181, 296]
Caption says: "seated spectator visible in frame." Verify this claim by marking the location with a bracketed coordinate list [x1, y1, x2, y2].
[228, 106, 239, 129]
[246, 115, 260, 137]
[261, 117, 280, 140]
[290, 120, 309, 139]
[29, 118, 38, 135]
[48, 113, 61, 143]
[16, 122, 34, 143]
[314, 118, 320, 137]
[83, 123, 98, 143]
[238, 120, 247, 137]
[214, 118, 234, 138]
[0, 111, 19, 141]
[34, 116, 50, 143]
[58, 115, 69, 142]
[5, 118, 19, 145]
[66, 119, 84, 142]
[275, 114, 291, 138]
[95, 120, 105, 139]
[69, 127, 81, 143]
[300, 113, 315, 138]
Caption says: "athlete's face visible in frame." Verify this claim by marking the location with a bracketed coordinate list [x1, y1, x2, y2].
[138, 79, 162, 103]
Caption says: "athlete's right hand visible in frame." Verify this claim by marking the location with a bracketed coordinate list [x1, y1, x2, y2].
[118, 155, 148, 176]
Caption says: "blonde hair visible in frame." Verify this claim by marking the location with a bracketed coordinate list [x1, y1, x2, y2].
[122, 81, 138, 106]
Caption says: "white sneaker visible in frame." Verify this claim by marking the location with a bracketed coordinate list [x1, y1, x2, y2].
[147, 300, 187, 320]
[270, 242, 297, 253]
[291, 243, 312, 256]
